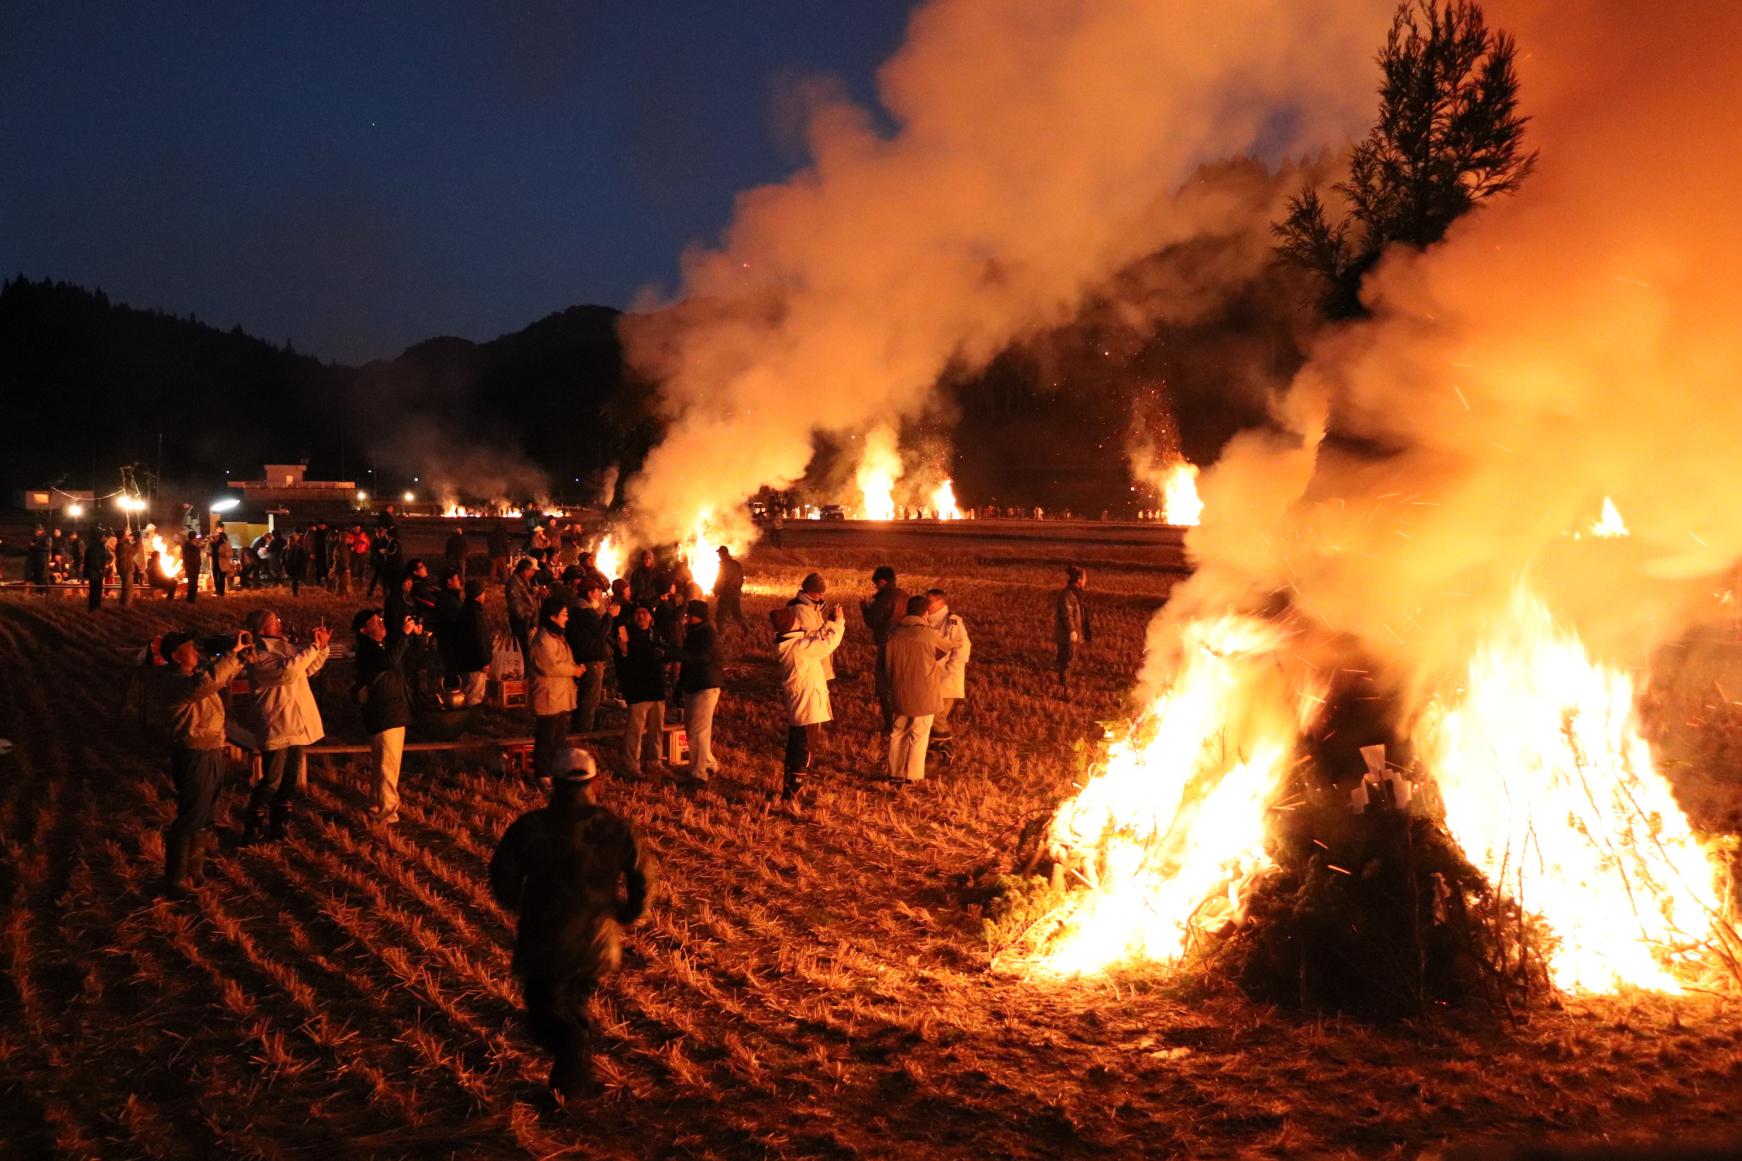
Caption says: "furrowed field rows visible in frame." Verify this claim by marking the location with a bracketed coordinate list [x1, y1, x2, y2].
[6, 544, 1742, 1157]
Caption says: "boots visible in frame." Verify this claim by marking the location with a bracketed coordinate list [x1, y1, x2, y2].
[187, 829, 216, 885]
[240, 804, 270, 846]
[164, 834, 193, 898]
[267, 800, 292, 842]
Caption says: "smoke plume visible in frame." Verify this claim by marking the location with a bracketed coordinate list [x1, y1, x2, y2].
[619, 0, 1386, 543]
[1160, 0, 1742, 703]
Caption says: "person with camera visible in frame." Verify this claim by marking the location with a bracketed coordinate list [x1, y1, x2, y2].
[241, 610, 331, 843]
[489, 747, 654, 1101]
[772, 596, 845, 812]
[156, 626, 251, 897]
[353, 608, 421, 826]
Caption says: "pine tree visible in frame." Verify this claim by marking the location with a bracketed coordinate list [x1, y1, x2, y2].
[1274, 0, 1536, 319]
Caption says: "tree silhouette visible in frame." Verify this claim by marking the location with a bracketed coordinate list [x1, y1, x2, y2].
[1274, 0, 1537, 319]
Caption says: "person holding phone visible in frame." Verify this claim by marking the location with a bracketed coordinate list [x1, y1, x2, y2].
[241, 610, 331, 843]
[156, 627, 251, 896]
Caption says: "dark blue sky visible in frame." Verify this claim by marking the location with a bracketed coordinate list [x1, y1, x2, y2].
[1, 2, 916, 362]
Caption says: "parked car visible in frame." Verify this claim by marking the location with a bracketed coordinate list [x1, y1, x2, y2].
[819, 504, 847, 521]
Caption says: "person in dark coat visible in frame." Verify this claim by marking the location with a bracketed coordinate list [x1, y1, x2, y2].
[353, 608, 421, 824]
[82, 529, 111, 610]
[1054, 564, 1092, 691]
[489, 748, 654, 1100]
[444, 524, 468, 580]
[453, 578, 493, 707]
[652, 581, 686, 691]
[433, 569, 465, 676]
[711, 546, 748, 631]
[156, 628, 250, 897]
[309, 522, 330, 588]
[384, 572, 417, 644]
[284, 531, 310, 596]
[615, 604, 667, 778]
[676, 600, 724, 781]
[566, 580, 613, 732]
[627, 550, 659, 606]
[26, 527, 50, 592]
[859, 566, 909, 733]
[181, 532, 204, 601]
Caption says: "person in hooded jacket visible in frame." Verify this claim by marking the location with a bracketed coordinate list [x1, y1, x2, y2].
[923, 586, 972, 763]
[241, 610, 331, 842]
[615, 604, 667, 778]
[353, 608, 421, 824]
[157, 627, 251, 896]
[490, 747, 654, 1101]
[529, 597, 584, 781]
[772, 599, 845, 810]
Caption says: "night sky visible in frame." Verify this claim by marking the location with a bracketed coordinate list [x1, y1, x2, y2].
[1, 2, 915, 363]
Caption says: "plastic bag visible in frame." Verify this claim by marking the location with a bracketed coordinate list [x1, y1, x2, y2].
[490, 634, 524, 680]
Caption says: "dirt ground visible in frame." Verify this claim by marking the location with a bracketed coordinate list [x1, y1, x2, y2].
[2, 537, 1740, 1159]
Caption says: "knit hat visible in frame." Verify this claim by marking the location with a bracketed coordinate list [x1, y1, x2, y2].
[800, 572, 826, 595]
[351, 608, 383, 633]
[685, 600, 710, 620]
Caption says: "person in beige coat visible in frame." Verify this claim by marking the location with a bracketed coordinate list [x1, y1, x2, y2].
[529, 596, 584, 781]
[884, 596, 959, 785]
[923, 587, 971, 762]
[241, 609, 331, 843]
[773, 600, 845, 808]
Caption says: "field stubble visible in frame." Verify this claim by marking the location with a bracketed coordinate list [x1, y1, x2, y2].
[2, 540, 1741, 1159]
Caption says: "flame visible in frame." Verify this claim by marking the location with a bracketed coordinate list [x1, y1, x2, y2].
[931, 478, 962, 521]
[1588, 496, 1630, 539]
[685, 516, 722, 594]
[150, 533, 183, 580]
[855, 426, 902, 521]
[1419, 589, 1731, 994]
[593, 535, 624, 584]
[1021, 615, 1312, 976]
[1161, 462, 1203, 526]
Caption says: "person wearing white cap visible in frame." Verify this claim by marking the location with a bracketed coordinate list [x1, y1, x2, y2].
[489, 747, 656, 1101]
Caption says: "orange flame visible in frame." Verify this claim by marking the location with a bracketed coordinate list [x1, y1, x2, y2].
[1418, 588, 1731, 993]
[856, 426, 901, 521]
[593, 535, 624, 584]
[1588, 496, 1629, 539]
[1018, 615, 1315, 976]
[1161, 462, 1203, 526]
[931, 478, 962, 521]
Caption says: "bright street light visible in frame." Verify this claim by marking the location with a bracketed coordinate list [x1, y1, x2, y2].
[67, 503, 85, 518]
[210, 498, 240, 513]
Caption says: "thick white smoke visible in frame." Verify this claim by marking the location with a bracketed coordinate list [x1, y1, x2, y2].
[619, 0, 1387, 544]
[1160, 0, 1742, 702]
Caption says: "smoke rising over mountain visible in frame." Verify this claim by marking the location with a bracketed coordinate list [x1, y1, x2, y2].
[620, 0, 1385, 543]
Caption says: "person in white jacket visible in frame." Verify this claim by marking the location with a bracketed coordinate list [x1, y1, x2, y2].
[241, 609, 331, 843]
[923, 587, 971, 762]
[772, 600, 845, 810]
